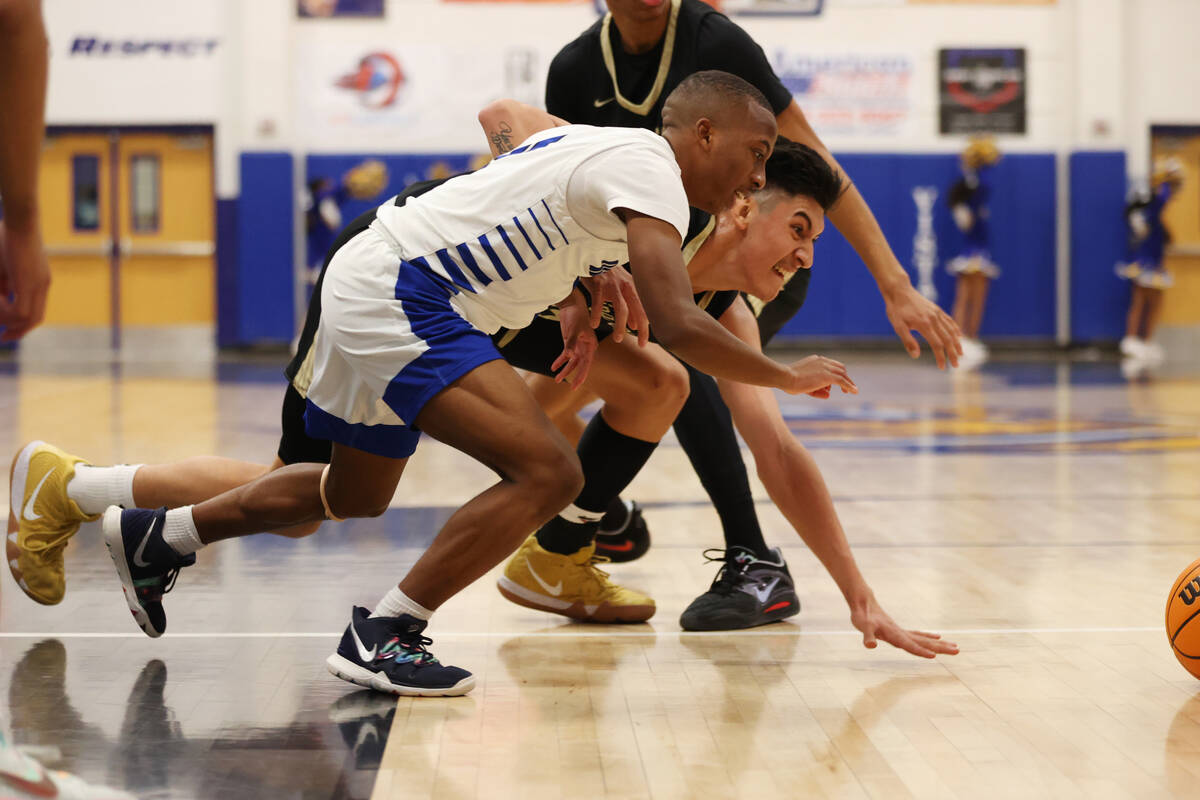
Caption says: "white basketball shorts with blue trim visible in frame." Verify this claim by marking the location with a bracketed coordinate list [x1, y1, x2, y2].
[304, 227, 503, 459]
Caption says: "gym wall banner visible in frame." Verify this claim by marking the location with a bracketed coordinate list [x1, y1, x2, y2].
[771, 52, 912, 137]
[938, 48, 1026, 135]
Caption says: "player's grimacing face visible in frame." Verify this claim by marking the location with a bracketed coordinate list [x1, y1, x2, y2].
[742, 192, 825, 301]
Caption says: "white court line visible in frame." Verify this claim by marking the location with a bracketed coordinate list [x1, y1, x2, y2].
[0, 626, 1161, 639]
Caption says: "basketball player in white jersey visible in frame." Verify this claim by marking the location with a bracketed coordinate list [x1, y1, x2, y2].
[17, 71, 855, 697]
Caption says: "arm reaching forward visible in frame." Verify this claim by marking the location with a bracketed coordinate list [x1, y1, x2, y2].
[623, 211, 856, 396]
[716, 298, 957, 658]
[777, 101, 962, 369]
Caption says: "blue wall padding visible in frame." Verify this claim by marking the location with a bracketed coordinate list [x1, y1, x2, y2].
[1069, 151, 1128, 341]
[215, 197, 239, 348]
[237, 153, 295, 345]
[777, 152, 1058, 338]
[282, 151, 1062, 342]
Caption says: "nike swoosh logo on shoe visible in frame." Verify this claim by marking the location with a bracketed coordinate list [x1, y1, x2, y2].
[595, 539, 634, 553]
[22, 467, 56, 522]
[132, 518, 158, 568]
[525, 558, 563, 596]
[350, 618, 377, 662]
[749, 577, 781, 605]
[593, 97, 615, 107]
[0, 756, 60, 798]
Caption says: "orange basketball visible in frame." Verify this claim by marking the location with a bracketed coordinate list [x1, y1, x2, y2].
[1166, 557, 1200, 679]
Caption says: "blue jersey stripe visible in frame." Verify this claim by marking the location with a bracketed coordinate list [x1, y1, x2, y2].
[455, 243, 493, 286]
[541, 200, 569, 245]
[493, 134, 565, 161]
[477, 234, 512, 281]
[528, 135, 565, 151]
[434, 248, 478, 293]
[406, 257, 459, 295]
[527, 207, 555, 250]
[512, 216, 542, 260]
[496, 224, 528, 272]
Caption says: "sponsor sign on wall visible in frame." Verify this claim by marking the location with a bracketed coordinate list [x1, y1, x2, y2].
[938, 48, 1027, 135]
[724, 0, 824, 15]
[770, 52, 912, 137]
[44, 0, 224, 124]
[296, 41, 547, 151]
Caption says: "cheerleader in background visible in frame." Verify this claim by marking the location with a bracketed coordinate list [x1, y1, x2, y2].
[946, 137, 1001, 365]
[1117, 158, 1183, 363]
[303, 159, 390, 290]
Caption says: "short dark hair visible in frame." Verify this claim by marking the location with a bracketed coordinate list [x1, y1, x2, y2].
[761, 137, 844, 212]
[661, 70, 773, 126]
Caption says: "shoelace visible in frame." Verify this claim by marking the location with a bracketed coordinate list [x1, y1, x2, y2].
[583, 552, 617, 589]
[700, 547, 756, 596]
[136, 568, 183, 602]
[386, 633, 439, 666]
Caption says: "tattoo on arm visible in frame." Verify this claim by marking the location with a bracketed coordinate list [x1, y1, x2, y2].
[489, 121, 515, 154]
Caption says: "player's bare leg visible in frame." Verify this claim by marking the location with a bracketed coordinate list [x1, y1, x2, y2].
[394, 359, 583, 609]
[133, 457, 323, 538]
[527, 374, 593, 445]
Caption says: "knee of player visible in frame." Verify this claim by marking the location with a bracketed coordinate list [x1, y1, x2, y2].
[621, 357, 689, 413]
[531, 446, 584, 508]
[658, 359, 691, 411]
[272, 520, 323, 538]
[322, 488, 392, 520]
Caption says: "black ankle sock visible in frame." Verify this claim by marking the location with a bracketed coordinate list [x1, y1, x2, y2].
[536, 517, 598, 556]
[597, 496, 630, 533]
[673, 364, 771, 560]
[536, 411, 658, 555]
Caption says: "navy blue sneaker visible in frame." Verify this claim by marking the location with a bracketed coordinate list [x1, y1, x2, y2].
[326, 607, 475, 697]
[679, 547, 800, 631]
[594, 500, 651, 563]
[102, 507, 195, 638]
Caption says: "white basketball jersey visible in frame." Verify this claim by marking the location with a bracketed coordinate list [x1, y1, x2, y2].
[371, 125, 690, 333]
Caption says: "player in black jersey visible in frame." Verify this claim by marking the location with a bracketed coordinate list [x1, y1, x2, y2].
[534, 0, 961, 628]
[483, 101, 955, 654]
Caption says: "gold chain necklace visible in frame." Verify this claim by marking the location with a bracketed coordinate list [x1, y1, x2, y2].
[599, 0, 682, 117]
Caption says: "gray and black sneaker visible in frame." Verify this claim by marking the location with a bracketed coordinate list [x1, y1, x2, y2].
[679, 547, 800, 631]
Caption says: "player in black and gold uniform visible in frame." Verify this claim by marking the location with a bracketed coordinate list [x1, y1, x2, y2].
[531, 0, 961, 630]
[484, 108, 954, 652]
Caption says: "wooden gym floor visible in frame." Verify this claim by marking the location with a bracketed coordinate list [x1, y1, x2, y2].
[1, 351, 1199, 799]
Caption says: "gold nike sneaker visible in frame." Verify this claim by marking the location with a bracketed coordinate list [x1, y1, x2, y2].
[7, 441, 100, 605]
[497, 535, 655, 623]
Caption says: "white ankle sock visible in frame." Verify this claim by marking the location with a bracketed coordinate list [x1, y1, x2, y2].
[163, 507, 204, 556]
[371, 587, 431, 621]
[66, 464, 140, 515]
